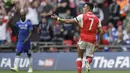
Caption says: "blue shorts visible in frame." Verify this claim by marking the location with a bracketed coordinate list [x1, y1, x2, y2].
[16, 41, 31, 53]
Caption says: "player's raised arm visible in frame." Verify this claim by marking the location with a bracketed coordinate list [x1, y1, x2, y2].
[51, 14, 78, 24]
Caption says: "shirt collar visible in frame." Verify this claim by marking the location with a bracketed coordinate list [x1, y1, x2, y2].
[20, 19, 28, 23]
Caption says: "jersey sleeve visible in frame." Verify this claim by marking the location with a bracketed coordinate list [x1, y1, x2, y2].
[16, 22, 19, 27]
[74, 14, 83, 27]
[98, 19, 102, 27]
[28, 21, 33, 31]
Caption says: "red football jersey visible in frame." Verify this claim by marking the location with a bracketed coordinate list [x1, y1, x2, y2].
[74, 12, 102, 44]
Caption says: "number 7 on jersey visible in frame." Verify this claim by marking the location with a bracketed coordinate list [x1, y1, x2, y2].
[89, 18, 94, 30]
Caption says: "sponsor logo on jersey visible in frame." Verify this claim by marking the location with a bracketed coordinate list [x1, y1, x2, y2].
[19, 24, 28, 30]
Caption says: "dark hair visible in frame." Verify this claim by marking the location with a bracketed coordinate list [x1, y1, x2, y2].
[85, 3, 94, 10]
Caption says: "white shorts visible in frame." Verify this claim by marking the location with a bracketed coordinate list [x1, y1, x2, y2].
[78, 41, 95, 57]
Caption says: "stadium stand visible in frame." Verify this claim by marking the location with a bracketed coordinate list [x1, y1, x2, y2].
[0, 0, 130, 52]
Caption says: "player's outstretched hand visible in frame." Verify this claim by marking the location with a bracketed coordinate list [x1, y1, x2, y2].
[94, 42, 99, 51]
[51, 14, 59, 20]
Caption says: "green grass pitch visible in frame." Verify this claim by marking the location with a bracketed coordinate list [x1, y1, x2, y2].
[0, 70, 130, 73]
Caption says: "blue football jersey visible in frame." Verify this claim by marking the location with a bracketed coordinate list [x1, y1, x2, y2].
[16, 20, 33, 42]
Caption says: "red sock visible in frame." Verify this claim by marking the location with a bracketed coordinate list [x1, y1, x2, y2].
[76, 58, 82, 73]
[86, 56, 92, 64]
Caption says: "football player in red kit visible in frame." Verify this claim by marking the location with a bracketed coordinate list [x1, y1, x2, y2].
[51, 3, 104, 73]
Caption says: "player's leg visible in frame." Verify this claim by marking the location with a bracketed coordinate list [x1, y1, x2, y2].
[25, 42, 33, 73]
[85, 42, 95, 72]
[76, 41, 86, 73]
[12, 52, 21, 69]
[76, 47, 84, 73]
[85, 51, 92, 72]
[27, 51, 33, 73]
[86, 56, 92, 64]
[10, 42, 23, 72]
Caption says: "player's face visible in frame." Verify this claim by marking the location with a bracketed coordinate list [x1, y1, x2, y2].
[83, 4, 89, 13]
[20, 12, 26, 19]
[42, 18, 46, 24]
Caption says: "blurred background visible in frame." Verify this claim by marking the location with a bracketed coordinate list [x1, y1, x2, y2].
[0, 0, 130, 52]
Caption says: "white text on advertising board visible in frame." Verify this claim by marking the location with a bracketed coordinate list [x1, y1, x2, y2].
[0, 58, 29, 68]
[93, 56, 130, 68]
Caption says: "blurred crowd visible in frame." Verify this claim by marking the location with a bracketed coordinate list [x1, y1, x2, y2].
[0, 0, 130, 52]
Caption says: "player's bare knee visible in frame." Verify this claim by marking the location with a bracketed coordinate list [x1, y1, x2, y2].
[78, 48, 84, 58]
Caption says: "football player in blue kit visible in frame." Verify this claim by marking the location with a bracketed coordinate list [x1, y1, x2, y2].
[10, 9, 33, 73]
